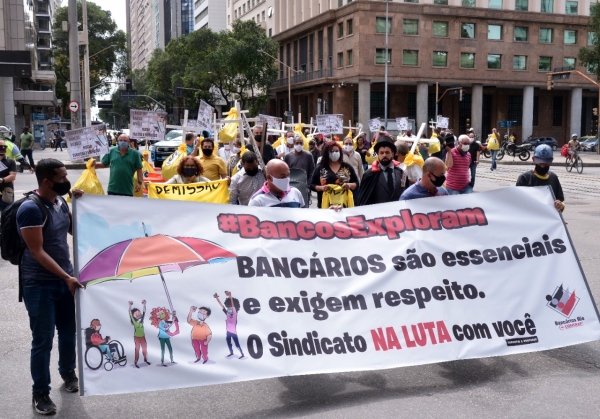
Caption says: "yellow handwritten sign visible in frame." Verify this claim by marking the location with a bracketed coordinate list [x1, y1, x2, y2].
[147, 179, 229, 204]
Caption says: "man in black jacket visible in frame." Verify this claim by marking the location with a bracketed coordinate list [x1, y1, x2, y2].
[356, 136, 408, 206]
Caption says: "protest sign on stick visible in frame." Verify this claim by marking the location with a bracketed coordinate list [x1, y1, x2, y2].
[368, 118, 381, 133]
[75, 187, 600, 396]
[437, 115, 449, 129]
[316, 114, 344, 135]
[258, 114, 283, 131]
[64, 124, 109, 161]
[396, 117, 409, 131]
[197, 100, 215, 133]
[130, 110, 168, 141]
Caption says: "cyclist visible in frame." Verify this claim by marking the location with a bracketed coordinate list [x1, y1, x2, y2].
[567, 134, 580, 161]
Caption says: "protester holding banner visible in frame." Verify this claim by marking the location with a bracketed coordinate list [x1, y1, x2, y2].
[310, 141, 358, 209]
[356, 137, 407, 206]
[165, 156, 210, 185]
[95, 134, 143, 197]
[516, 144, 565, 212]
[249, 159, 305, 208]
[229, 152, 265, 205]
[400, 157, 448, 200]
[17, 159, 84, 414]
[445, 135, 473, 195]
[284, 135, 315, 184]
[199, 138, 228, 182]
[342, 136, 364, 183]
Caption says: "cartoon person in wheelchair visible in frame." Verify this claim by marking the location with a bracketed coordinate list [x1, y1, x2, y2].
[84, 319, 127, 371]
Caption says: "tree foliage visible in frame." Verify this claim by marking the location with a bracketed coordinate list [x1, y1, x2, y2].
[578, 5, 600, 79]
[52, 1, 128, 117]
[99, 20, 278, 126]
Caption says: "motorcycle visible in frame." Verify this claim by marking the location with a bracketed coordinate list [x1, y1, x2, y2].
[497, 140, 531, 161]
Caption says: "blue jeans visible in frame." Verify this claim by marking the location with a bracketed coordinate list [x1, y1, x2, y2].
[491, 150, 498, 170]
[22, 279, 76, 393]
[447, 185, 473, 195]
[469, 162, 477, 188]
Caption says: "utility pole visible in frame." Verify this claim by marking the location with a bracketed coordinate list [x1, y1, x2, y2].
[82, 0, 91, 127]
[68, 0, 82, 128]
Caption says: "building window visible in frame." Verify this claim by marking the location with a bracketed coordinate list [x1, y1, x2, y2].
[514, 55, 527, 70]
[338, 52, 344, 67]
[234, 10, 237, 18]
[507, 95, 523, 126]
[461, 23, 476, 39]
[347, 49, 353, 66]
[403, 19, 419, 35]
[434, 0, 448, 4]
[533, 96, 539, 126]
[370, 92, 387, 119]
[269, 28, 272, 37]
[403, 50, 418, 65]
[540, 28, 553, 43]
[433, 21, 448, 37]
[553, 96, 563, 126]
[565, 1, 578, 14]
[488, 54, 501, 69]
[338, 22, 344, 38]
[588, 31, 596, 45]
[489, 0, 502, 8]
[376, 48, 391, 64]
[564, 57, 576, 69]
[354, 91, 359, 123]
[460, 53, 475, 68]
[404, 0, 418, 3]
[433, 51, 448, 67]
[462, 0, 476, 6]
[538, 56, 552, 71]
[408, 93, 417, 120]
[488, 24, 502, 40]
[515, 0, 528, 10]
[564, 30, 577, 44]
[243, 4, 246, 13]
[376, 17, 392, 34]
[541, 0, 553, 12]
[514, 26, 528, 42]
[347, 19, 353, 35]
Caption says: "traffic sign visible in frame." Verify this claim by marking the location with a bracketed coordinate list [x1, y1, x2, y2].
[97, 100, 113, 109]
[119, 90, 138, 101]
[68, 100, 80, 113]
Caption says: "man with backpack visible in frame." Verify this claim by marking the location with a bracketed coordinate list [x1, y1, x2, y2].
[8, 158, 84, 415]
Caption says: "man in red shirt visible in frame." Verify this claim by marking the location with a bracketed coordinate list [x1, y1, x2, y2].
[445, 135, 473, 195]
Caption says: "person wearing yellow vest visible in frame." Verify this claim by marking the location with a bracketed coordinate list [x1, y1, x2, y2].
[487, 128, 500, 171]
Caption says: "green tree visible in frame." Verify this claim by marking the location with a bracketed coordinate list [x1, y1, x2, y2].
[52, 1, 128, 117]
[578, 5, 600, 78]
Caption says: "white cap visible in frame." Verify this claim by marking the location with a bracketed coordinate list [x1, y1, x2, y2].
[572, 133, 578, 138]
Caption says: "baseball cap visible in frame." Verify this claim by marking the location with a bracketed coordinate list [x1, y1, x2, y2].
[533, 144, 554, 165]
[571, 133, 578, 138]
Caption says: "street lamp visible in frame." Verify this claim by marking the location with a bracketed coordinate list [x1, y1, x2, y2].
[82, 44, 118, 128]
[259, 49, 304, 125]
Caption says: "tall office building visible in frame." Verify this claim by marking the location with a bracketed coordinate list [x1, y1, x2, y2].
[233, 0, 598, 141]
[194, 0, 226, 31]
[0, 0, 60, 136]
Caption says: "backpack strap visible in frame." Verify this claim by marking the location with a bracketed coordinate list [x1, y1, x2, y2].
[26, 192, 51, 232]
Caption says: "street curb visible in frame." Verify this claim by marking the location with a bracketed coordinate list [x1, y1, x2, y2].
[478, 159, 600, 167]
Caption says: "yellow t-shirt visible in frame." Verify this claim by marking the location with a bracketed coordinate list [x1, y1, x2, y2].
[199, 155, 227, 181]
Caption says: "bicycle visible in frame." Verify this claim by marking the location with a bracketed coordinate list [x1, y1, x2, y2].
[565, 151, 583, 174]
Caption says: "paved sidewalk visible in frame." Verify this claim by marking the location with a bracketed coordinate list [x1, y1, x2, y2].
[480, 150, 600, 166]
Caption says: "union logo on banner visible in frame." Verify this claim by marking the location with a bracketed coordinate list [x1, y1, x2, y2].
[546, 285, 580, 318]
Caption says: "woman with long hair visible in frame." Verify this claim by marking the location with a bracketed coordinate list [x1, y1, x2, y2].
[165, 156, 210, 184]
[310, 141, 358, 208]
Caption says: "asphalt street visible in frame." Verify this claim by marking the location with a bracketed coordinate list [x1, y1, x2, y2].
[2, 148, 600, 418]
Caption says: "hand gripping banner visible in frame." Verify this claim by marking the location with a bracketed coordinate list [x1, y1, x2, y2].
[73, 187, 600, 396]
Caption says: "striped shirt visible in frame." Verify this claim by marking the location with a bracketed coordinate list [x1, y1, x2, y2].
[445, 147, 471, 191]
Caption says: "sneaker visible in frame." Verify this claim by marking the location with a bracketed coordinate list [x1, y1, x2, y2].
[32, 392, 56, 415]
[60, 370, 79, 393]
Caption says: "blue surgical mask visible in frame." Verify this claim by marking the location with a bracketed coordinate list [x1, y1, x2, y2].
[197, 313, 205, 321]
[118, 141, 129, 150]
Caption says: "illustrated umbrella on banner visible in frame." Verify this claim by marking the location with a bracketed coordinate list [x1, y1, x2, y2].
[79, 225, 237, 311]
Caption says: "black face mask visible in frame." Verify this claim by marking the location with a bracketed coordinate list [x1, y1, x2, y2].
[245, 167, 259, 176]
[254, 135, 262, 142]
[50, 180, 71, 196]
[380, 158, 392, 167]
[183, 168, 198, 177]
[201, 148, 213, 156]
[429, 173, 446, 187]
[535, 164, 550, 175]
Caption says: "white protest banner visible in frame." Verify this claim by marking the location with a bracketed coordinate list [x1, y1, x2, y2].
[74, 187, 600, 396]
[316, 114, 344, 135]
[396, 117, 409, 131]
[437, 115, 449, 129]
[130, 110, 168, 141]
[258, 114, 283, 130]
[197, 100, 215, 133]
[64, 124, 109, 161]
[180, 120, 201, 127]
[368, 118, 381, 133]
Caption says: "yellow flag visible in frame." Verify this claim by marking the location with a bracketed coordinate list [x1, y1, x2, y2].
[147, 179, 230, 204]
[321, 185, 354, 209]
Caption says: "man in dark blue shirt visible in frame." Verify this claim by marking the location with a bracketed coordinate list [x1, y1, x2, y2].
[17, 158, 84, 415]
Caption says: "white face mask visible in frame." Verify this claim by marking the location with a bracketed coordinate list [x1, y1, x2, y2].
[232, 146, 241, 154]
[270, 176, 290, 192]
[343, 145, 353, 153]
[469, 137, 474, 143]
[224, 144, 230, 151]
[329, 151, 341, 162]
[294, 144, 303, 152]
[461, 144, 470, 152]
[286, 137, 294, 145]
